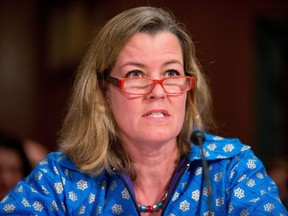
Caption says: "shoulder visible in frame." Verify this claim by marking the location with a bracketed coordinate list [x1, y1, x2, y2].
[189, 132, 251, 161]
[37, 151, 77, 171]
[0, 152, 109, 215]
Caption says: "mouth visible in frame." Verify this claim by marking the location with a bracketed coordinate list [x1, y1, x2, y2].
[147, 112, 166, 118]
[144, 110, 170, 118]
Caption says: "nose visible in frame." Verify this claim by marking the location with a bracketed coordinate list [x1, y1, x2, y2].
[146, 82, 166, 99]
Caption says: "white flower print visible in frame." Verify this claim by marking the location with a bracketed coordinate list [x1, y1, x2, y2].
[39, 159, 48, 165]
[1, 196, 8, 203]
[31, 187, 38, 193]
[99, 181, 106, 190]
[228, 202, 233, 213]
[181, 182, 187, 190]
[223, 144, 234, 152]
[216, 197, 224, 207]
[241, 145, 250, 151]
[247, 159, 257, 169]
[89, 193, 96, 204]
[235, 156, 240, 162]
[41, 185, 49, 194]
[62, 177, 66, 185]
[214, 172, 222, 182]
[33, 201, 44, 211]
[216, 155, 227, 159]
[204, 150, 210, 157]
[61, 202, 66, 212]
[3, 204, 15, 213]
[96, 205, 102, 215]
[111, 204, 123, 215]
[204, 211, 214, 216]
[229, 170, 235, 179]
[53, 166, 59, 175]
[78, 205, 85, 215]
[40, 168, 48, 173]
[213, 135, 223, 140]
[249, 197, 260, 203]
[50, 201, 58, 211]
[234, 187, 245, 199]
[191, 189, 200, 201]
[238, 174, 246, 182]
[246, 179, 255, 187]
[195, 167, 202, 175]
[54, 182, 63, 194]
[69, 191, 78, 202]
[179, 200, 190, 212]
[203, 187, 211, 197]
[172, 192, 179, 201]
[256, 172, 264, 179]
[264, 203, 275, 212]
[21, 198, 31, 207]
[56, 155, 64, 162]
[64, 169, 70, 177]
[35, 172, 43, 181]
[77, 180, 88, 190]
[121, 188, 130, 200]
[15, 185, 23, 193]
[225, 188, 230, 196]
[260, 190, 266, 195]
[240, 208, 249, 216]
[109, 181, 117, 190]
[207, 143, 217, 151]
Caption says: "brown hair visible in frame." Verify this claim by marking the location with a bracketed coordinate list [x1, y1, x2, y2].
[59, 6, 215, 176]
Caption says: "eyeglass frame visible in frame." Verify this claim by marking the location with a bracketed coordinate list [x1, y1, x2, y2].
[99, 74, 195, 95]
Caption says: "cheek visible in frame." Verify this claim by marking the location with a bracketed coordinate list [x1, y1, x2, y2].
[107, 89, 134, 123]
[175, 95, 187, 123]
[175, 94, 187, 110]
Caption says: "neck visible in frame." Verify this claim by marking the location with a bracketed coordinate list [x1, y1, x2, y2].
[127, 140, 179, 206]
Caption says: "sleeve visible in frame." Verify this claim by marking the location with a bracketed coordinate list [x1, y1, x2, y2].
[225, 149, 288, 215]
[0, 153, 67, 215]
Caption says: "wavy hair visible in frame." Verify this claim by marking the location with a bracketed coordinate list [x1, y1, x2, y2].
[59, 6, 215, 176]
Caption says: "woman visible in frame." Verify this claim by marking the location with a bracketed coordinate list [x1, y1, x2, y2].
[267, 158, 288, 210]
[0, 132, 31, 200]
[0, 6, 287, 215]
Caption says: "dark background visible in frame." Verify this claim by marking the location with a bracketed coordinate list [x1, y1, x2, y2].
[0, 0, 287, 164]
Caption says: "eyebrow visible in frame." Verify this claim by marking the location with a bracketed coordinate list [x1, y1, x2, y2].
[120, 62, 146, 70]
[162, 60, 183, 67]
[120, 60, 183, 69]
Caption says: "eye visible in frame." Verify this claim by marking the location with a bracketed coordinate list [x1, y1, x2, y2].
[126, 70, 144, 78]
[164, 70, 180, 77]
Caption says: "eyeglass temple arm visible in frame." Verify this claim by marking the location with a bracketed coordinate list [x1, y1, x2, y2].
[104, 75, 119, 87]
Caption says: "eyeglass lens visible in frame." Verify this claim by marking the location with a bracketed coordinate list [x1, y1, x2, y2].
[123, 77, 191, 94]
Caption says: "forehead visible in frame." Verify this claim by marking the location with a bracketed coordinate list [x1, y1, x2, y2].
[116, 32, 183, 63]
[126, 31, 180, 48]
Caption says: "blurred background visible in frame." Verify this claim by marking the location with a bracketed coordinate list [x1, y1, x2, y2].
[0, 0, 287, 165]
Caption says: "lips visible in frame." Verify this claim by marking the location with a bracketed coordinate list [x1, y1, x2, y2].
[143, 110, 170, 118]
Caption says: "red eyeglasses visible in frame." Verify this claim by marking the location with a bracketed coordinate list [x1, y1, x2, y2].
[104, 75, 194, 95]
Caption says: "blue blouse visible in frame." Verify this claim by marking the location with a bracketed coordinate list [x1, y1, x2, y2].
[1, 133, 287, 215]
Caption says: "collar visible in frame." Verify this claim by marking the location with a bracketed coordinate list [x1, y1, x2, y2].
[188, 132, 251, 161]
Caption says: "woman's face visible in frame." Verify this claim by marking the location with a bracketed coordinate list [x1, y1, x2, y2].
[106, 31, 187, 148]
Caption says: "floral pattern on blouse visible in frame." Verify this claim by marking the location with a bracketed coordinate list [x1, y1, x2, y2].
[0, 133, 287, 215]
